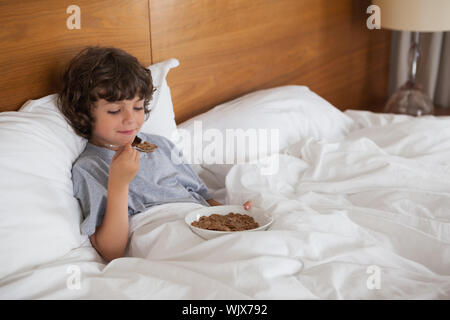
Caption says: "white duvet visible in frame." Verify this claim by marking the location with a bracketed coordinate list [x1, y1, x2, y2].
[1, 111, 450, 299]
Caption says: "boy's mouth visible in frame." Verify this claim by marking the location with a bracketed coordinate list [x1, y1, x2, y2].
[118, 129, 135, 135]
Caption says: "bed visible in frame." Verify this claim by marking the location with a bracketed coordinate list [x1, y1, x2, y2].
[1, 0, 449, 300]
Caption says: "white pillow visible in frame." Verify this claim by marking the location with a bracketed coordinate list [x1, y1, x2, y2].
[0, 58, 179, 278]
[140, 58, 179, 141]
[0, 95, 86, 279]
[177, 85, 356, 184]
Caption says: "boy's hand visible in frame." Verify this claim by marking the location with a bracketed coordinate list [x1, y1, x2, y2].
[109, 144, 140, 186]
[207, 199, 253, 211]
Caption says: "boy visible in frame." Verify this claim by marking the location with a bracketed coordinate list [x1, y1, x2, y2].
[57, 46, 251, 262]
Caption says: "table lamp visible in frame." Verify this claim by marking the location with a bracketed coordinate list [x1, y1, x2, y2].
[373, 0, 450, 116]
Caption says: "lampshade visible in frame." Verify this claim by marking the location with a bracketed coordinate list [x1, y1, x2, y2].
[372, 0, 450, 32]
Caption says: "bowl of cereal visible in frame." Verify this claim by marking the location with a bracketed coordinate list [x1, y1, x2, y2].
[185, 205, 273, 240]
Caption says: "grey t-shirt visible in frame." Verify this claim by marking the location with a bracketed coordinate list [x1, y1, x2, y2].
[72, 132, 212, 236]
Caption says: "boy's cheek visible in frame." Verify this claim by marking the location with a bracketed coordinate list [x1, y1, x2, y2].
[136, 119, 145, 131]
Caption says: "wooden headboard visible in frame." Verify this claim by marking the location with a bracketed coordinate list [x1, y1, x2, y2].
[0, 0, 390, 124]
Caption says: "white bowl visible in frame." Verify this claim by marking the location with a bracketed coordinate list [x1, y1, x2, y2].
[185, 205, 273, 240]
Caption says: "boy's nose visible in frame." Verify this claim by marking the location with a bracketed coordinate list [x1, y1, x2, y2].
[122, 109, 136, 123]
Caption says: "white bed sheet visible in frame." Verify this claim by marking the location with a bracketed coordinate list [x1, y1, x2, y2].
[1, 110, 450, 299]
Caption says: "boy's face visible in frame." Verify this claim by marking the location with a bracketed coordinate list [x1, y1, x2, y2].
[90, 96, 146, 149]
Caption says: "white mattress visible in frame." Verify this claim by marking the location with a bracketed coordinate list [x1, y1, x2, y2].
[1, 110, 450, 299]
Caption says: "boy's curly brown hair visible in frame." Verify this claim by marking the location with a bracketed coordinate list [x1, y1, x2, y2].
[57, 46, 156, 140]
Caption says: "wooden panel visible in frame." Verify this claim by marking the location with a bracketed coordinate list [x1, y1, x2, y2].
[0, 0, 151, 112]
[150, 0, 391, 124]
[0, 0, 391, 122]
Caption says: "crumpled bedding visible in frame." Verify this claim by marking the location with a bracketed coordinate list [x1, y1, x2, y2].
[1, 110, 449, 299]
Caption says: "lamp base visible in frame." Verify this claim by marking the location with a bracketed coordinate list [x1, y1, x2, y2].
[384, 81, 434, 116]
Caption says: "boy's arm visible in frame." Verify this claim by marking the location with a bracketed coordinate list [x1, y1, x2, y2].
[85, 144, 139, 262]
[90, 177, 130, 262]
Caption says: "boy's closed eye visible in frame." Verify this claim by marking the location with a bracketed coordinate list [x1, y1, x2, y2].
[107, 106, 144, 115]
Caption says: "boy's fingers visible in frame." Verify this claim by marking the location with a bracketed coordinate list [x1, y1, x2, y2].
[122, 144, 134, 154]
[112, 144, 131, 159]
[112, 146, 124, 159]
